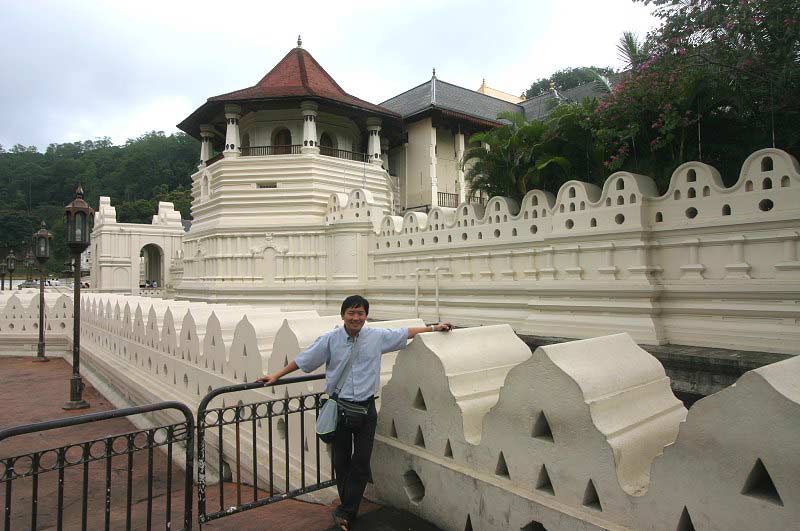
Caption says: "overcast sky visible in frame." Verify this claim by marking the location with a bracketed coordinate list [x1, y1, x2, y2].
[0, 0, 658, 150]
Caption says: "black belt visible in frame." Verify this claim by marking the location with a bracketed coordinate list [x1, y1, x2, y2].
[339, 396, 376, 406]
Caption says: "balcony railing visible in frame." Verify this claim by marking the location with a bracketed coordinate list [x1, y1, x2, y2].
[437, 191, 459, 208]
[239, 145, 371, 163]
[241, 145, 302, 156]
[205, 152, 224, 165]
[319, 146, 371, 163]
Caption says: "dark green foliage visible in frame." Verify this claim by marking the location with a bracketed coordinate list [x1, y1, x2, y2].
[524, 66, 616, 99]
[0, 131, 199, 269]
[493, 0, 800, 197]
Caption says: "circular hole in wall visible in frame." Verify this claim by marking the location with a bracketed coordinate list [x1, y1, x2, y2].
[433, 237, 439, 244]
[530, 225, 538, 234]
[494, 229, 500, 238]
[461, 233, 467, 241]
[615, 214, 625, 225]
[685, 207, 698, 219]
[565, 219, 574, 229]
[403, 470, 425, 504]
[759, 199, 774, 212]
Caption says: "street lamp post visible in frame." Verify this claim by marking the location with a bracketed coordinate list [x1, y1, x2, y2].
[6, 250, 16, 291]
[0, 262, 5, 291]
[63, 185, 94, 410]
[33, 222, 52, 363]
[24, 249, 33, 282]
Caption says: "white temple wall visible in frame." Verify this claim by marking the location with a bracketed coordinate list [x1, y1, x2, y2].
[405, 118, 436, 208]
[435, 126, 459, 197]
[93, 148, 800, 355]
[91, 197, 184, 293]
[1, 290, 797, 529]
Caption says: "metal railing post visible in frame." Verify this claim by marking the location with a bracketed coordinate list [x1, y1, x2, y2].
[415, 268, 429, 318]
[434, 267, 450, 323]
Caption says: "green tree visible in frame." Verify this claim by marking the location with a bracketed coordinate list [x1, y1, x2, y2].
[524, 66, 616, 99]
[463, 113, 570, 201]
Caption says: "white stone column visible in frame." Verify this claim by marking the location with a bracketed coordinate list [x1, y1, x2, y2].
[380, 138, 389, 170]
[430, 125, 438, 206]
[223, 104, 241, 158]
[200, 125, 215, 164]
[301, 101, 319, 154]
[366, 117, 382, 165]
[455, 131, 466, 203]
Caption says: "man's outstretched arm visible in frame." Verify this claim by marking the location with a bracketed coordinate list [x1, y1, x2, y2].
[256, 360, 298, 385]
[407, 322, 452, 339]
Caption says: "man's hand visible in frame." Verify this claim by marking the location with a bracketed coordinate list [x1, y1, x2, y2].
[433, 322, 453, 332]
[256, 373, 280, 385]
[256, 360, 299, 386]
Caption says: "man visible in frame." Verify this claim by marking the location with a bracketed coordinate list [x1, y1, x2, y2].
[258, 295, 451, 530]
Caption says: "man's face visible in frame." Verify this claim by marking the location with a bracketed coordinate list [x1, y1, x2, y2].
[342, 306, 367, 335]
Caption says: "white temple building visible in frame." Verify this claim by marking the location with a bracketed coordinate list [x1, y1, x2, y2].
[89, 40, 800, 356]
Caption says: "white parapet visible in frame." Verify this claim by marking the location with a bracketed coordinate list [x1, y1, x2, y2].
[371, 327, 799, 531]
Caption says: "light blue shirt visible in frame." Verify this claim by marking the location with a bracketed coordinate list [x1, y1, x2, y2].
[295, 325, 409, 400]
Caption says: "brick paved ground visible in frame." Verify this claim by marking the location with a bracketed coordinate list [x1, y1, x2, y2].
[0, 357, 439, 530]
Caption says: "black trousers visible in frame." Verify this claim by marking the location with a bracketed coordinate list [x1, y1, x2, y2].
[332, 400, 377, 521]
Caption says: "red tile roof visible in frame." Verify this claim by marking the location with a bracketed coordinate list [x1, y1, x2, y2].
[208, 47, 396, 116]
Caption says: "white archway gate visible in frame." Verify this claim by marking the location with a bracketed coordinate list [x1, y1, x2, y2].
[91, 197, 184, 294]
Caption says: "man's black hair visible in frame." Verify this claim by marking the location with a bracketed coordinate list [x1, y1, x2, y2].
[341, 295, 369, 316]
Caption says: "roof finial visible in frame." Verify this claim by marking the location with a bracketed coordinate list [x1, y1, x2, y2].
[297, 35, 303, 48]
[432, 68, 436, 78]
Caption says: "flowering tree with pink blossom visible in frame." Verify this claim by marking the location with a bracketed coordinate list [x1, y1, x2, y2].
[590, 0, 799, 189]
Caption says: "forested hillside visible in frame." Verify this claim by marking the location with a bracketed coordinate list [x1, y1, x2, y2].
[0, 131, 199, 269]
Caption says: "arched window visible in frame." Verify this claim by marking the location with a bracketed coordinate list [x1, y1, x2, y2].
[319, 132, 334, 156]
[272, 128, 292, 154]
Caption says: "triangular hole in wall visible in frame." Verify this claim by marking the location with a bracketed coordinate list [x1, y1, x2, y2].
[444, 439, 453, 458]
[243, 372, 248, 383]
[47, 324, 51, 331]
[532, 411, 553, 442]
[413, 388, 427, 411]
[676, 506, 696, 531]
[243, 345, 247, 357]
[582, 479, 602, 511]
[536, 464, 554, 495]
[283, 356, 288, 367]
[741, 458, 783, 506]
[414, 426, 426, 448]
[464, 515, 473, 531]
[304, 437, 309, 452]
[390, 420, 398, 438]
[495, 451, 510, 478]
[211, 336, 215, 347]
[173, 374, 176, 385]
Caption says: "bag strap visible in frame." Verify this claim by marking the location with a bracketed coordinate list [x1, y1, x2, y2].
[331, 334, 358, 396]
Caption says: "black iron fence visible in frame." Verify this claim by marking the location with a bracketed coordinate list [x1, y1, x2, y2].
[0, 376, 336, 529]
[0, 401, 194, 531]
[196, 375, 330, 524]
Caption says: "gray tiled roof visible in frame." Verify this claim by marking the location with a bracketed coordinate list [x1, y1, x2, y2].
[383, 75, 616, 125]
[521, 79, 613, 121]
[381, 77, 523, 123]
